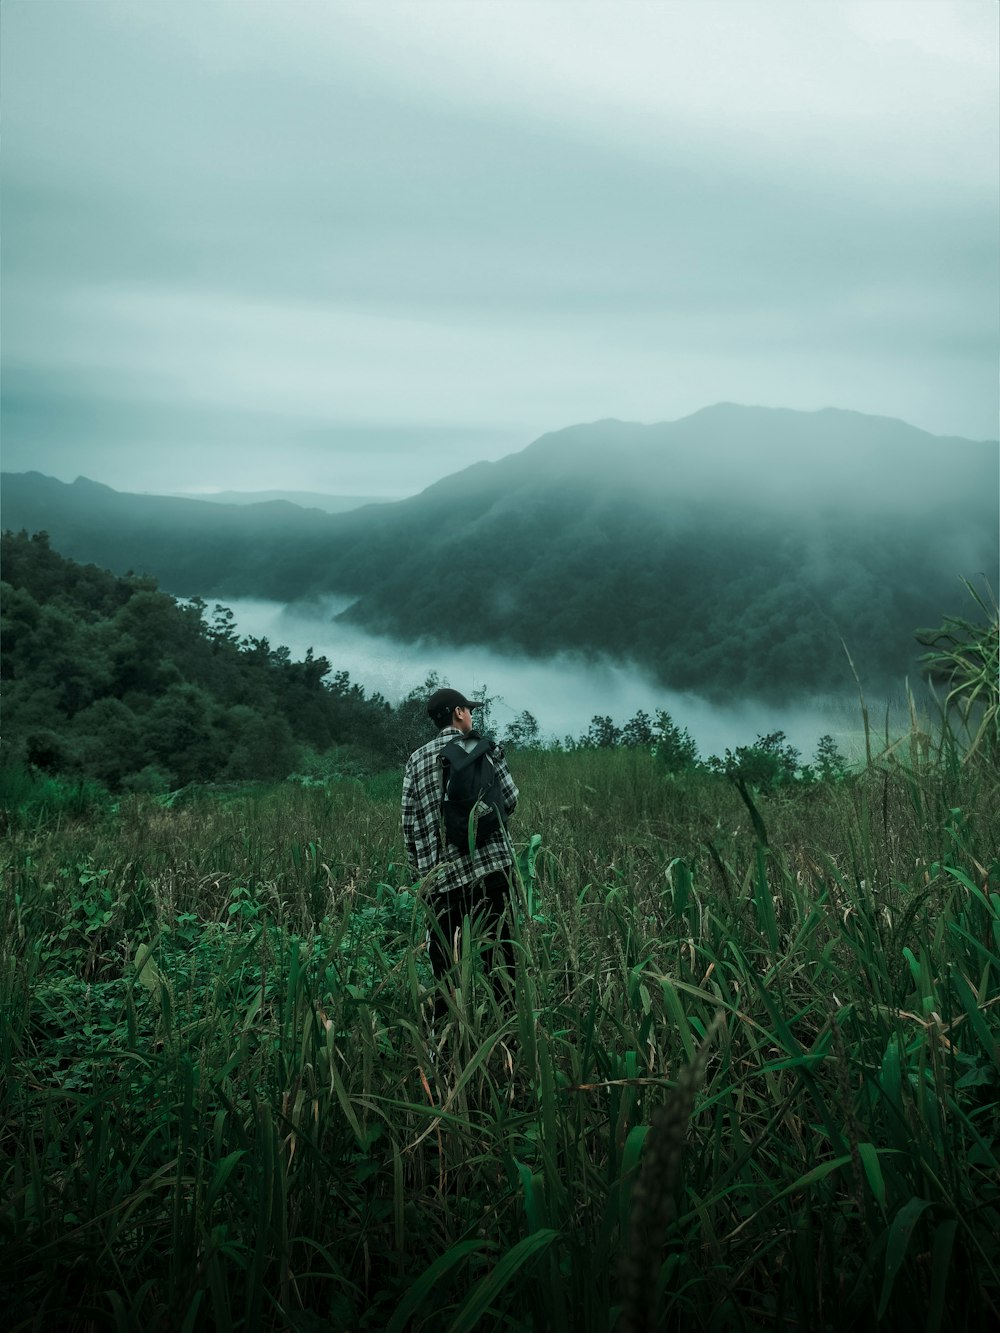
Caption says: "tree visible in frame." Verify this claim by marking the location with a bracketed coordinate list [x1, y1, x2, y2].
[652, 709, 699, 772]
[210, 604, 240, 646]
[813, 734, 848, 782]
[621, 709, 655, 748]
[502, 710, 541, 749]
[144, 683, 226, 786]
[71, 698, 145, 787]
[384, 673, 443, 764]
[712, 730, 801, 793]
[583, 715, 622, 748]
[221, 706, 298, 781]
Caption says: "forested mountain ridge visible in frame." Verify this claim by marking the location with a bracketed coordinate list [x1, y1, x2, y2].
[0, 472, 346, 595]
[3, 405, 997, 698]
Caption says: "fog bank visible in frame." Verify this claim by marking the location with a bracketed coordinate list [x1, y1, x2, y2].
[218, 598, 924, 763]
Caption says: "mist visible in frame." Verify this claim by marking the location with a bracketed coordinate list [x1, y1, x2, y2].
[507, 408, 999, 518]
[220, 596, 919, 763]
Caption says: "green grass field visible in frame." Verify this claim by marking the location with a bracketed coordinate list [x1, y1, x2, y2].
[2, 731, 999, 1331]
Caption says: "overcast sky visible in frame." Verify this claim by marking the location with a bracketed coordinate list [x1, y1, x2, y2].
[3, 0, 997, 498]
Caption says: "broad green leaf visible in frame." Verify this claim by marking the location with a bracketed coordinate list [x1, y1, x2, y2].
[132, 942, 161, 993]
[204, 1150, 246, 1211]
[446, 1229, 560, 1333]
[516, 1158, 546, 1233]
[386, 1240, 493, 1333]
[878, 1196, 932, 1318]
[879, 1034, 903, 1111]
[857, 1142, 887, 1213]
[950, 968, 999, 1068]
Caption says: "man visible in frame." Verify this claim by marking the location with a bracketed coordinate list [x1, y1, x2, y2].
[402, 686, 518, 998]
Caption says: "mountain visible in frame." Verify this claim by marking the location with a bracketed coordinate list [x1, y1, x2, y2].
[170, 489, 396, 513]
[3, 405, 997, 698]
[0, 473, 337, 594]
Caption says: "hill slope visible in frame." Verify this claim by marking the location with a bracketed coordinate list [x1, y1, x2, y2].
[3, 405, 996, 697]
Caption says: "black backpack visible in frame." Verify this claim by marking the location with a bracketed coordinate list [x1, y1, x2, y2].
[440, 734, 508, 853]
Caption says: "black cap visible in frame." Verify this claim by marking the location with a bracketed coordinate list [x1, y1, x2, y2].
[427, 687, 483, 725]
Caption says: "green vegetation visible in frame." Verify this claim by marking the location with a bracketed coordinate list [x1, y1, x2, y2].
[917, 578, 1000, 766]
[0, 530, 855, 798]
[3, 529, 999, 1328]
[5, 407, 997, 699]
[0, 530, 411, 790]
[3, 702, 998, 1329]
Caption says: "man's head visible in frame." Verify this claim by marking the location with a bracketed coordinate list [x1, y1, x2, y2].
[427, 687, 482, 734]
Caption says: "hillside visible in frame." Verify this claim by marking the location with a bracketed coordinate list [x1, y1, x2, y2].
[0, 473, 346, 595]
[3, 405, 997, 698]
[0, 530, 400, 788]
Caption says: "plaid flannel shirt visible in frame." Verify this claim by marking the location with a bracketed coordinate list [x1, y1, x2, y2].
[402, 726, 518, 894]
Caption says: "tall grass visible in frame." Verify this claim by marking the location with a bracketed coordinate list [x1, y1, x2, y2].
[1, 732, 998, 1330]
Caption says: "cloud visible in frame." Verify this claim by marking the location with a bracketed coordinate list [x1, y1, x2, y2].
[1, 363, 522, 495]
[220, 591, 913, 761]
[2, 0, 996, 491]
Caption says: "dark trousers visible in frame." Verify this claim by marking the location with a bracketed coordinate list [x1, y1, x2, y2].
[427, 869, 516, 1007]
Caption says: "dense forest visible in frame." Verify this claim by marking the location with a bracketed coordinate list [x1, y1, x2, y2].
[0, 530, 406, 790]
[2, 531, 711, 793]
[4, 405, 997, 700]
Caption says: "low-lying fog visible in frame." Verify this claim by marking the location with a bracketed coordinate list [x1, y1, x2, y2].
[221, 597, 923, 763]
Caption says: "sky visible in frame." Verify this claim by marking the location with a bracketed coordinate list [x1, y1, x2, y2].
[3, 0, 998, 499]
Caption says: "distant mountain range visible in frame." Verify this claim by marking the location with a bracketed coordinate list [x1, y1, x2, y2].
[4, 404, 997, 699]
[170, 489, 397, 513]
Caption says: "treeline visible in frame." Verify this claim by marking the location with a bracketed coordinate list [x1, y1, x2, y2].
[0, 530, 439, 792]
[499, 704, 848, 791]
